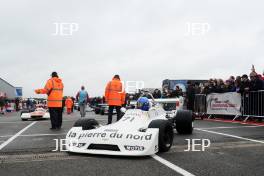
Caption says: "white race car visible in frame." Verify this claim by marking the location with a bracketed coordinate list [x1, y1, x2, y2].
[66, 92, 193, 156]
[21, 107, 50, 121]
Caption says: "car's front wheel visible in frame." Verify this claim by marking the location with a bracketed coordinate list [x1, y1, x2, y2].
[175, 110, 193, 134]
[148, 120, 174, 152]
[73, 118, 99, 130]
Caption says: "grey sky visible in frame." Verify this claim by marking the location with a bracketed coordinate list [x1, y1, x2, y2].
[0, 0, 263, 98]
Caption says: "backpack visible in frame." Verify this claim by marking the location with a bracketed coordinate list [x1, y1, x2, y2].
[78, 90, 88, 105]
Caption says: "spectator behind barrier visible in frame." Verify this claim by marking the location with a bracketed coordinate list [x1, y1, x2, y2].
[249, 71, 263, 91]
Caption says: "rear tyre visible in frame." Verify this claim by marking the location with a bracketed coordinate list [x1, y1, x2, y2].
[73, 118, 99, 130]
[175, 110, 193, 134]
[148, 120, 173, 152]
[21, 118, 28, 121]
[100, 109, 105, 115]
[94, 108, 100, 114]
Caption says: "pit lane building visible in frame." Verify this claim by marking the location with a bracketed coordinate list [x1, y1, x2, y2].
[0, 77, 22, 99]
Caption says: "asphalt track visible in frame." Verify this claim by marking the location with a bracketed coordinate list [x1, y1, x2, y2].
[0, 111, 264, 176]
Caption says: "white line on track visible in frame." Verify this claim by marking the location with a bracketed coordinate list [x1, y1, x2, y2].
[152, 154, 195, 176]
[196, 128, 264, 144]
[0, 133, 67, 138]
[0, 121, 31, 124]
[0, 118, 107, 124]
[0, 120, 76, 123]
[0, 135, 13, 138]
[197, 126, 263, 130]
[20, 133, 67, 137]
[0, 121, 36, 150]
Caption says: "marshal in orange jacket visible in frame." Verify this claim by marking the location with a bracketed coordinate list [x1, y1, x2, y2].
[65, 97, 73, 109]
[35, 77, 64, 107]
[105, 78, 126, 106]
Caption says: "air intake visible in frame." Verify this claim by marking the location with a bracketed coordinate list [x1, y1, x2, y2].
[88, 144, 120, 151]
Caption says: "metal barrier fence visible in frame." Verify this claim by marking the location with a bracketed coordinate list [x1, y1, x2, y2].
[242, 90, 264, 119]
[193, 91, 264, 120]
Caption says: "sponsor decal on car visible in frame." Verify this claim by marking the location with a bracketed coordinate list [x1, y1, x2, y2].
[76, 143, 86, 148]
[77, 131, 153, 141]
[68, 131, 77, 138]
[124, 145, 145, 151]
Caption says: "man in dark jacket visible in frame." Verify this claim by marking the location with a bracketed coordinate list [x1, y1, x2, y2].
[240, 74, 251, 116]
[249, 72, 263, 91]
[153, 89, 162, 99]
[240, 74, 251, 94]
[186, 81, 195, 111]
[249, 72, 263, 119]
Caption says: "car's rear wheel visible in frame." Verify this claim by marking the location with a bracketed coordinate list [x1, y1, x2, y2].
[175, 110, 193, 134]
[148, 120, 173, 152]
[100, 109, 105, 115]
[21, 118, 28, 121]
[73, 118, 99, 130]
[94, 108, 100, 114]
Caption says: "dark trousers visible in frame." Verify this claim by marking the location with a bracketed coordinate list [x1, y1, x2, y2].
[108, 106, 121, 124]
[49, 107, 62, 128]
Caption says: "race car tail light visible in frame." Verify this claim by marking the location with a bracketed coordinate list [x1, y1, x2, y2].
[87, 144, 120, 151]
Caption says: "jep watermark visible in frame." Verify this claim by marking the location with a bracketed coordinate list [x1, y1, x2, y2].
[185, 22, 210, 36]
[119, 81, 145, 94]
[184, 139, 211, 152]
[52, 23, 79, 36]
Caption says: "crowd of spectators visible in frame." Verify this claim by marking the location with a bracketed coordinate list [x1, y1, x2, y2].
[193, 70, 264, 95]
[0, 98, 21, 114]
[186, 67, 264, 113]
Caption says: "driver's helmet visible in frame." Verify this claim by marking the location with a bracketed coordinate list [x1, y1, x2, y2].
[137, 97, 150, 111]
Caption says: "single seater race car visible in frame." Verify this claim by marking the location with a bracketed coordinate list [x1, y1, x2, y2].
[21, 106, 50, 121]
[65, 92, 193, 156]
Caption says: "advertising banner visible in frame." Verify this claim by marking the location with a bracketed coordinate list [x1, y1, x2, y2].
[15, 87, 23, 97]
[207, 92, 241, 115]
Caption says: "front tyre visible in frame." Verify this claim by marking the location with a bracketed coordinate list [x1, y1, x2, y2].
[175, 110, 193, 134]
[73, 118, 99, 130]
[148, 120, 173, 152]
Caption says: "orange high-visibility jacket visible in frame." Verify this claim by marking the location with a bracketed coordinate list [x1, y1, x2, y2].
[35, 77, 64, 107]
[105, 78, 126, 106]
[65, 98, 73, 108]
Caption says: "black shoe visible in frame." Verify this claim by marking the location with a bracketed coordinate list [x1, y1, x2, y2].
[50, 127, 56, 130]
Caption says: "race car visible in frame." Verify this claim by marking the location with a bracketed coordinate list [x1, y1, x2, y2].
[65, 92, 193, 156]
[21, 106, 50, 121]
[74, 102, 80, 111]
[86, 105, 94, 112]
[93, 104, 104, 114]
